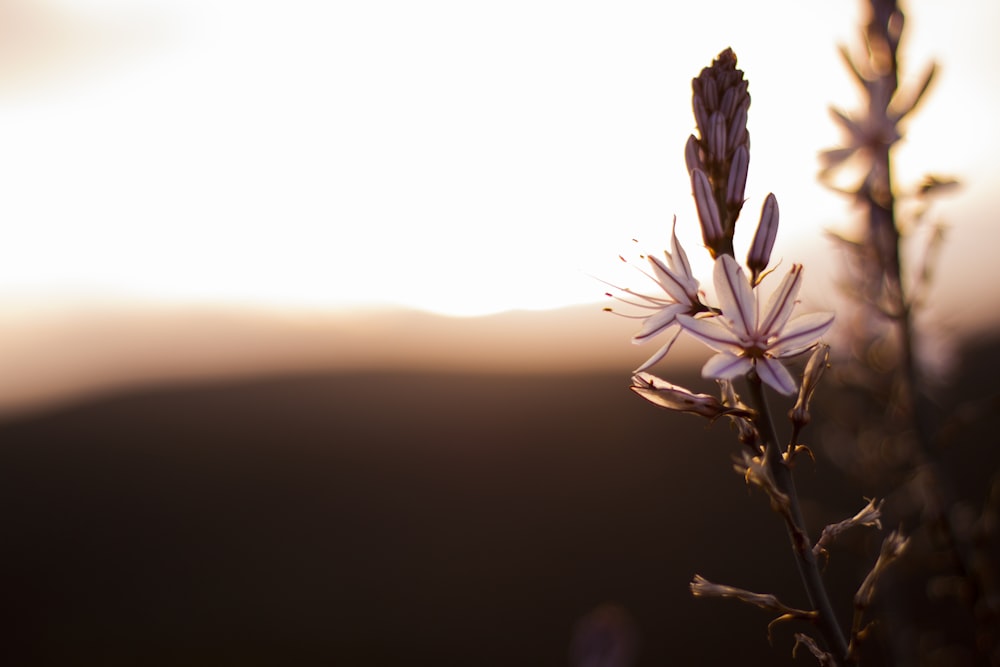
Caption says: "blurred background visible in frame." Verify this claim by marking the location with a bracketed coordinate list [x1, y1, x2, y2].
[0, 0, 998, 664]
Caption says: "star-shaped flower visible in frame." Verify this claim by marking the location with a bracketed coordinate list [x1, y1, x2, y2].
[677, 255, 833, 395]
[626, 220, 704, 372]
[605, 219, 704, 373]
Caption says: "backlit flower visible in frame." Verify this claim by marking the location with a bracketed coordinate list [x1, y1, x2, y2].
[606, 218, 704, 373]
[605, 222, 708, 373]
[677, 255, 833, 395]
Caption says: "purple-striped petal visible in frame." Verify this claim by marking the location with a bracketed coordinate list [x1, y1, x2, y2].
[759, 264, 803, 336]
[770, 312, 835, 357]
[756, 357, 797, 395]
[702, 352, 753, 381]
[667, 217, 699, 298]
[648, 255, 695, 304]
[632, 304, 687, 343]
[633, 328, 681, 373]
[677, 314, 744, 354]
[713, 255, 757, 337]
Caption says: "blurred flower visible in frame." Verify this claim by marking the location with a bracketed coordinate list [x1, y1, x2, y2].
[678, 255, 834, 395]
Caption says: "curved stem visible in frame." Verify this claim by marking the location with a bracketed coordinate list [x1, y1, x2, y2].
[746, 373, 851, 663]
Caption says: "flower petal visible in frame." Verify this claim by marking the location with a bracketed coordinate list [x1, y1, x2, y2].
[677, 314, 744, 354]
[759, 264, 803, 337]
[633, 328, 681, 373]
[667, 217, 699, 297]
[770, 312, 835, 357]
[702, 352, 753, 380]
[648, 255, 696, 304]
[632, 304, 687, 343]
[713, 255, 756, 338]
[756, 357, 797, 395]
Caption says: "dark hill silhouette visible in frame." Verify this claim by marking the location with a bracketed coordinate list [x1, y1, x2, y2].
[0, 337, 997, 666]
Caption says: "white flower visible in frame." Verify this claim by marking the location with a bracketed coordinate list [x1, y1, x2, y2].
[606, 218, 703, 373]
[677, 255, 833, 395]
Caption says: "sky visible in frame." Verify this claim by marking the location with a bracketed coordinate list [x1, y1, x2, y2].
[1, 0, 998, 320]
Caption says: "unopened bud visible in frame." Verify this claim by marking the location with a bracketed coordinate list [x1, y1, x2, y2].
[726, 104, 748, 154]
[684, 134, 704, 175]
[630, 372, 725, 419]
[719, 86, 738, 119]
[725, 145, 749, 209]
[692, 169, 724, 252]
[701, 76, 719, 109]
[693, 95, 709, 140]
[708, 112, 727, 163]
[747, 193, 779, 282]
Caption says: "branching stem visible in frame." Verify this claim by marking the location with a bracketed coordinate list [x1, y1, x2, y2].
[747, 372, 850, 664]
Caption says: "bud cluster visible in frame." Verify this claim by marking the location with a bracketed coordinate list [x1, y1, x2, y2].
[687, 49, 779, 277]
[686, 48, 751, 257]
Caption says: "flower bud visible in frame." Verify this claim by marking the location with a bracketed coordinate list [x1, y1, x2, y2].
[692, 169, 724, 253]
[718, 86, 738, 119]
[725, 145, 749, 209]
[726, 105, 748, 154]
[692, 95, 709, 141]
[689, 49, 750, 256]
[692, 49, 750, 164]
[630, 372, 725, 419]
[684, 134, 704, 175]
[747, 193, 779, 282]
[708, 112, 727, 163]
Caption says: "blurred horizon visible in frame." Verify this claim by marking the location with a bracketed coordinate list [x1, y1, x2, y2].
[3, 0, 1000, 414]
[2, 294, 998, 419]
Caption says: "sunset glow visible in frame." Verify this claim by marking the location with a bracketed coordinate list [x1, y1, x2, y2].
[2, 0, 997, 318]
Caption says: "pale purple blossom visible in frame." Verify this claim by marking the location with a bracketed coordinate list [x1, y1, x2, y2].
[677, 255, 833, 395]
[606, 219, 704, 373]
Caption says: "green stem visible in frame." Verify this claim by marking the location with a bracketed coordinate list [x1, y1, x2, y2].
[746, 373, 850, 664]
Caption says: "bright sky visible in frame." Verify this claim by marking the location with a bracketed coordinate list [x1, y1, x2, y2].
[1, 0, 998, 318]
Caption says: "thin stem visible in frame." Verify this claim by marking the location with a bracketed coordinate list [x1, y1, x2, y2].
[746, 373, 851, 664]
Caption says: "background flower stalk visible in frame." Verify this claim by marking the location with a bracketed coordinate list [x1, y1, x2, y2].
[820, 0, 999, 661]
